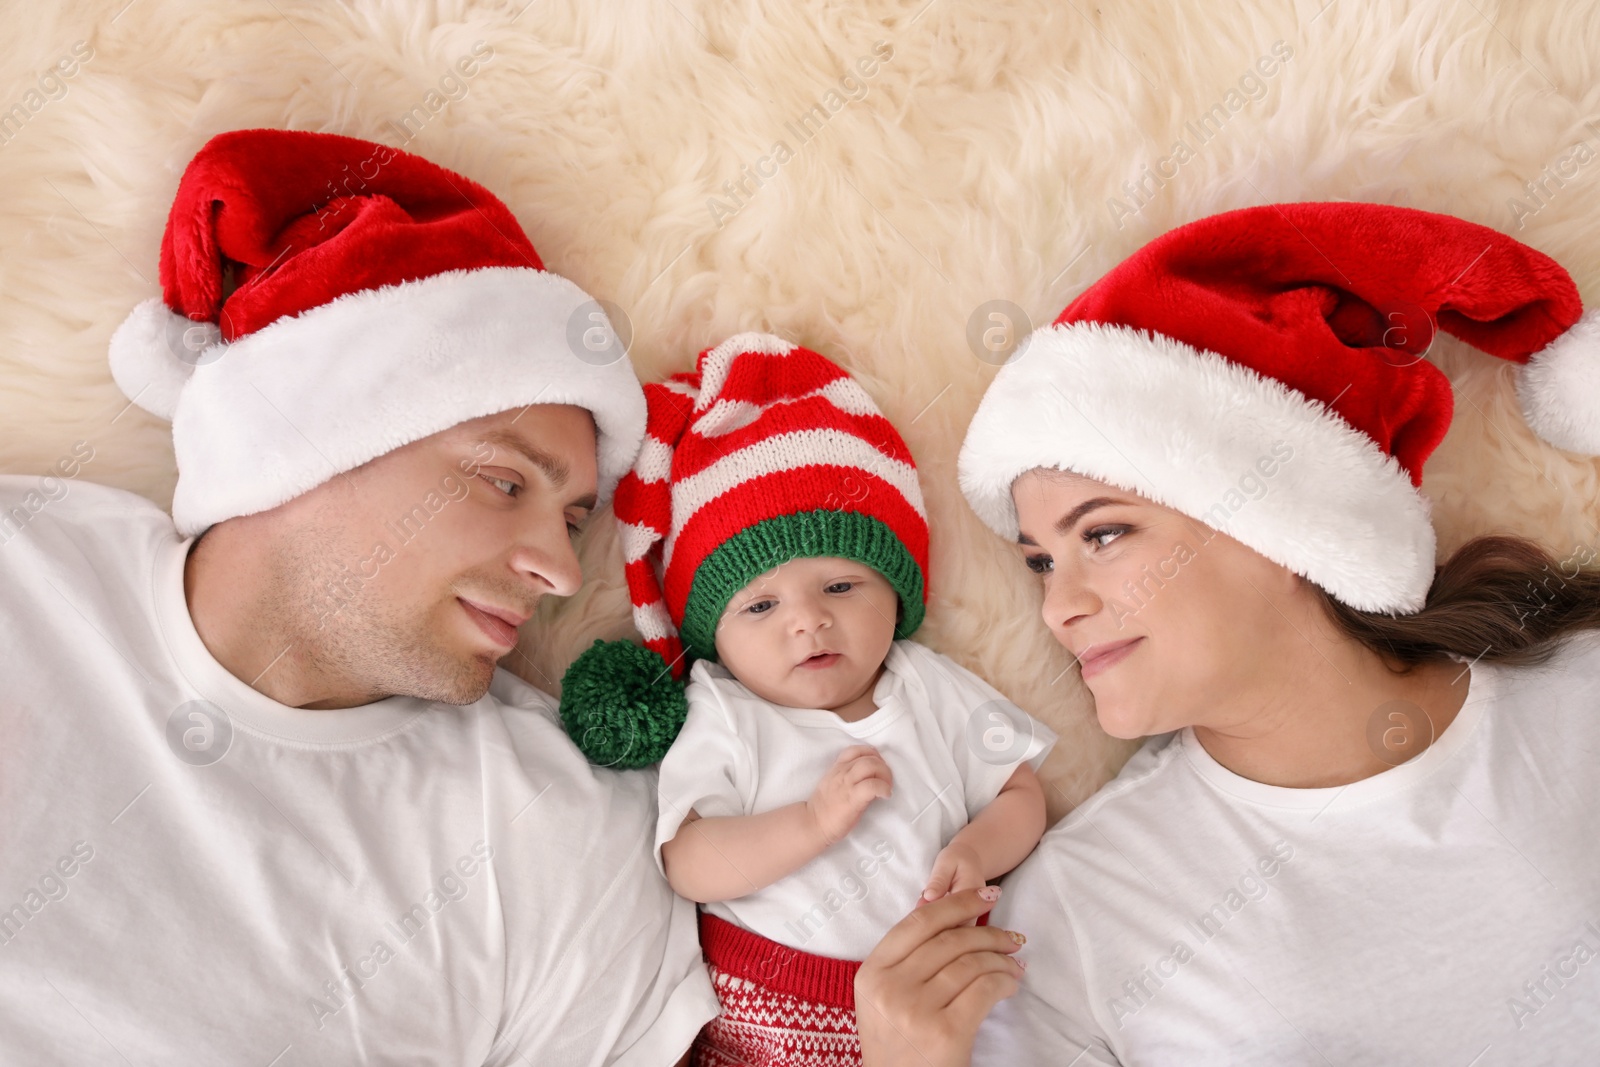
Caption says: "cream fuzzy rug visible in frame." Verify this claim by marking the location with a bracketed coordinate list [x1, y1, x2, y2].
[4, 0, 1598, 824]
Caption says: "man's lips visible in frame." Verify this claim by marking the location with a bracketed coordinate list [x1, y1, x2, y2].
[458, 597, 530, 649]
[1076, 637, 1143, 679]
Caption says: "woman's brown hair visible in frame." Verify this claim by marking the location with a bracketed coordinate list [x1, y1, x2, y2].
[1315, 535, 1600, 671]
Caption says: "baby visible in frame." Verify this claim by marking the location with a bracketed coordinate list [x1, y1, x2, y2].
[560, 333, 1056, 1066]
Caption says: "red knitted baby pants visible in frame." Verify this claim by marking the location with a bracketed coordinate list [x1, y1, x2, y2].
[690, 904, 990, 1065]
[690, 911, 862, 1066]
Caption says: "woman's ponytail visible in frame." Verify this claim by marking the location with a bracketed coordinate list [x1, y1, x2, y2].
[1315, 535, 1600, 671]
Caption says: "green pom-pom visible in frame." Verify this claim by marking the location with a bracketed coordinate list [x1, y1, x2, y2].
[559, 639, 688, 769]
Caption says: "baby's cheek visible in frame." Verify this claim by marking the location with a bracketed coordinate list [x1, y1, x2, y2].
[712, 620, 760, 675]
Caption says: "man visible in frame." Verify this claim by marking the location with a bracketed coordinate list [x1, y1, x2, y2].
[0, 129, 716, 1064]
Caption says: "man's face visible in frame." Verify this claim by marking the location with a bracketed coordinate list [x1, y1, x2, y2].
[262, 404, 599, 706]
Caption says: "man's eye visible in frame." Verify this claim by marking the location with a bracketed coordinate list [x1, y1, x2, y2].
[1024, 554, 1053, 574]
[481, 474, 518, 497]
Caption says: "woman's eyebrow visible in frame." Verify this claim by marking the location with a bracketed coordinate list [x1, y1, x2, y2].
[1054, 497, 1131, 533]
[1015, 496, 1132, 544]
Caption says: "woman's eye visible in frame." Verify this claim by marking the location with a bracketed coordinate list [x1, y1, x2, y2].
[481, 474, 519, 497]
[1024, 554, 1053, 575]
[825, 581, 854, 594]
[1083, 524, 1129, 549]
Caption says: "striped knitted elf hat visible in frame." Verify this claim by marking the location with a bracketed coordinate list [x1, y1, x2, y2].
[559, 332, 930, 767]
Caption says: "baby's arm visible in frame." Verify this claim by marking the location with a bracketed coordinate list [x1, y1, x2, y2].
[921, 761, 1047, 902]
[662, 744, 893, 904]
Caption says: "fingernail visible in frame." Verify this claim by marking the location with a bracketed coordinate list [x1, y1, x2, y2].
[1018, 958, 1028, 971]
[978, 886, 1001, 902]
[1007, 929, 1026, 946]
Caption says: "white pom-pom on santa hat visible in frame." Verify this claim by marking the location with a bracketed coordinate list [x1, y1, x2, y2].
[107, 297, 222, 421]
[1517, 308, 1600, 455]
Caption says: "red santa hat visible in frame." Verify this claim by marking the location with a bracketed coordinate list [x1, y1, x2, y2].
[559, 333, 930, 766]
[109, 128, 646, 535]
[959, 202, 1599, 615]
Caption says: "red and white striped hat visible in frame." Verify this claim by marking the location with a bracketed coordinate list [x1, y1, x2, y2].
[559, 333, 930, 766]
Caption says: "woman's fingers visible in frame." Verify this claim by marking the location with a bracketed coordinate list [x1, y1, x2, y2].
[942, 966, 1024, 1040]
[856, 889, 1025, 1067]
[857, 957, 1021, 1044]
[864, 887, 1018, 974]
[905, 931, 1025, 1009]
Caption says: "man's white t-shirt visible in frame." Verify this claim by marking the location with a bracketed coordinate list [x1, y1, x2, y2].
[973, 631, 1600, 1066]
[0, 477, 718, 1064]
[655, 640, 1058, 960]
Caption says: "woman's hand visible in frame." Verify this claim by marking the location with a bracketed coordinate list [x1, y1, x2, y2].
[807, 744, 893, 844]
[855, 886, 1025, 1067]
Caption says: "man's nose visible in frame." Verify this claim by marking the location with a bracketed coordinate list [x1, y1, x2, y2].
[509, 514, 583, 598]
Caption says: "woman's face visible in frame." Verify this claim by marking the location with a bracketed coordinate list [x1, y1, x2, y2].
[1010, 468, 1304, 739]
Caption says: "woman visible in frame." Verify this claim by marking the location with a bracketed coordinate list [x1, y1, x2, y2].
[856, 202, 1600, 1065]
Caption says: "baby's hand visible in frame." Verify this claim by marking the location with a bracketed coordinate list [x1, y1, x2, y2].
[806, 744, 892, 845]
[921, 842, 985, 905]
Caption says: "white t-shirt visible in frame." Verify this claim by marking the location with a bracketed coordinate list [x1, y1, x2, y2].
[0, 476, 717, 1064]
[973, 630, 1600, 1066]
[655, 639, 1057, 960]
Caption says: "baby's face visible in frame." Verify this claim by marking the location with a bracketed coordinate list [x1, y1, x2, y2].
[713, 555, 899, 713]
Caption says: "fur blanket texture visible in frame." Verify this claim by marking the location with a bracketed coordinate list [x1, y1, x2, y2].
[3, 0, 1598, 823]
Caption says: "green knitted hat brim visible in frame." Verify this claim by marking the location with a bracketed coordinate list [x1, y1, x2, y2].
[678, 509, 926, 661]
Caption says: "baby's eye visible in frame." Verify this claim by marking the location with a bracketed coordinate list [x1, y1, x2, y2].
[745, 599, 775, 615]
[1083, 524, 1129, 549]
[481, 474, 519, 497]
[824, 581, 854, 594]
[1024, 554, 1053, 575]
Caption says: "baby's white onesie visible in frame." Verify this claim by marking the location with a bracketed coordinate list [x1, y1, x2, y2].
[655, 639, 1058, 960]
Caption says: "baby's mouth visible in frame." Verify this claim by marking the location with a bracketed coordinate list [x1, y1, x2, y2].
[797, 651, 842, 670]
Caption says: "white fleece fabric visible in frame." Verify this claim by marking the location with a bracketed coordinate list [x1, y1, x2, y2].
[1518, 308, 1600, 456]
[109, 266, 647, 535]
[957, 321, 1439, 614]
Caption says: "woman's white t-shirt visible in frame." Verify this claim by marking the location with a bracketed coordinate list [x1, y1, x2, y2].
[655, 639, 1058, 960]
[973, 631, 1600, 1066]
